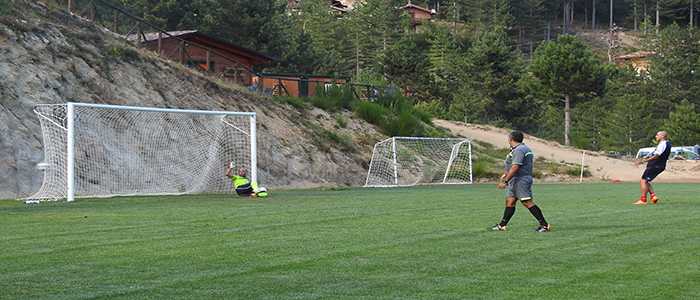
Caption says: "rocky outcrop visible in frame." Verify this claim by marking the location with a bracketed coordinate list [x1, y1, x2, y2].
[0, 3, 382, 199]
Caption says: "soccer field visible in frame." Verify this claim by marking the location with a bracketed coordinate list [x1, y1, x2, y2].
[1, 183, 699, 299]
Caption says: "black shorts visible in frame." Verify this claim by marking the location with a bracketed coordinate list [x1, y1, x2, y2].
[235, 184, 254, 196]
[642, 167, 665, 182]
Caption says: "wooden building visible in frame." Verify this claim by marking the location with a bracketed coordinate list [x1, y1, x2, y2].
[130, 30, 274, 86]
[399, 1, 435, 29]
[258, 73, 346, 98]
[614, 51, 656, 75]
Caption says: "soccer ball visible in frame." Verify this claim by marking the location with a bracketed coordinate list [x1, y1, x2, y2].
[255, 187, 269, 198]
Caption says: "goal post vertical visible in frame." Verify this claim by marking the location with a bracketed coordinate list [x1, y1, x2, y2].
[391, 137, 398, 186]
[66, 102, 76, 202]
[249, 114, 257, 185]
[442, 140, 467, 184]
[468, 140, 473, 184]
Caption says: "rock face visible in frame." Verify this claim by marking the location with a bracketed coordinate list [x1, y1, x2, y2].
[0, 3, 382, 199]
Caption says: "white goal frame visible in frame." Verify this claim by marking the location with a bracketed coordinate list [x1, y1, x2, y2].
[31, 102, 256, 202]
[365, 137, 473, 187]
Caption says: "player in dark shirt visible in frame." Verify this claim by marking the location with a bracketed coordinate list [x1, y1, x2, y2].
[492, 131, 550, 232]
[634, 131, 671, 205]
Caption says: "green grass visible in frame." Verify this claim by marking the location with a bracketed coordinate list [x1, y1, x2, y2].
[1, 183, 699, 299]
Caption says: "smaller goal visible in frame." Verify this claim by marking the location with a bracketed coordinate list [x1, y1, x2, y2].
[365, 137, 473, 187]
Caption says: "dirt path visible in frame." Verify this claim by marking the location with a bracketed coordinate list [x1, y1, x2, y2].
[435, 120, 700, 183]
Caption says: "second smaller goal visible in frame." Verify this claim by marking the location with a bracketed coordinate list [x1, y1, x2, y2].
[365, 137, 473, 187]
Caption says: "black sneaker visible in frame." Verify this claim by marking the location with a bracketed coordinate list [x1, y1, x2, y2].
[491, 224, 507, 231]
[535, 224, 551, 232]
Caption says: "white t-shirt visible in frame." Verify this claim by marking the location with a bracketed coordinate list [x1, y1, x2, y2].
[652, 140, 669, 156]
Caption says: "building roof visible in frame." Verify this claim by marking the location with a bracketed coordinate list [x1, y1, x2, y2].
[615, 51, 657, 60]
[399, 2, 434, 14]
[127, 30, 275, 64]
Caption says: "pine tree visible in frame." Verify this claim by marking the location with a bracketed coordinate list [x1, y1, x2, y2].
[603, 95, 657, 154]
[529, 35, 607, 146]
[664, 100, 700, 146]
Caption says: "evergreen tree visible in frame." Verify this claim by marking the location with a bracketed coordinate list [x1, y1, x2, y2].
[529, 35, 607, 145]
[603, 95, 657, 154]
[449, 27, 529, 128]
[664, 100, 700, 145]
[645, 24, 700, 115]
[381, 34, 432, 99]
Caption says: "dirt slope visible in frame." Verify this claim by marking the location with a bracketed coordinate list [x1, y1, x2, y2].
[435, 120, 700, 183]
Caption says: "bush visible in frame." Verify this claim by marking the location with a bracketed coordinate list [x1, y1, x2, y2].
[472, 160, 499, 179]
[354, 101, 387, 126]
[414, 100, 444, 119]
[106, 44, 141, 62]
[324, 130, 355, 152]
[565, 166, 591, 177]
[0, 0, 12, 16]
[308, 84, 356, 112]
[274, 96, 308, 110]
[335, 115, 348, 128]
[384, 110, 424, 137]
[412, 105, 433, 125]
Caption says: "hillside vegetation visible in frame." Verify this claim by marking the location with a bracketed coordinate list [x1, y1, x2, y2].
[100, 0, 700, 154]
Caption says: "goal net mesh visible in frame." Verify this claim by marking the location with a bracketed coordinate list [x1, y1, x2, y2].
[365, 137, 472, 187]
[28, 104, 253, 201]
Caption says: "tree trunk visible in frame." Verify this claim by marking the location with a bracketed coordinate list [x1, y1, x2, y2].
[634, 0, 638, 31]
[571, 1, 575, 27]
[563, 1, 569, 33]
[355, 32, 360, 77]
[592, 0, 597, 30]
[691, 0, 695, 28]
[610, 0, 614, 29]
[656, 0, 660, 34]
[565, 95, 571, 146]
[644, 0, 648, 33]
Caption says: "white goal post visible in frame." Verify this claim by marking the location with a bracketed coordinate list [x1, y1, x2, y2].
[28, 102, 257, 201]
[365, 137, 473, 187]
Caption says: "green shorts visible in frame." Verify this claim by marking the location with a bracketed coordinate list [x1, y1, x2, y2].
[506, 176, 533, 201]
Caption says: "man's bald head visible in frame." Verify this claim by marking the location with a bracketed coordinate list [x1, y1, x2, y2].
[656, 131, 668, 141]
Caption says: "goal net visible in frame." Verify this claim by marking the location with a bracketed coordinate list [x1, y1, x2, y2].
[365, 137, 473, 187]
[28, 103, 256, 201]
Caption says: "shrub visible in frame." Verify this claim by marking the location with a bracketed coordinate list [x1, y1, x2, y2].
[324, 130, 355, 152]
[274, 96, 308, 110]
[413, 105, 433, 125]
[106, 44, 141, 62]
[308, 84, 356, 111]
[472, 160, 499, 179]
[335, 115, 348, 128]
[0, 0, 12, 16]
[354, 101, 386, 126]
[384, 110, 424, 137]
[414, 100, 445, 119]
[565, 166, 591, 177]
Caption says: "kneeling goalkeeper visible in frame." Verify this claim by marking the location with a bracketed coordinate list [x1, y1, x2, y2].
[225, 162, 267, 197]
